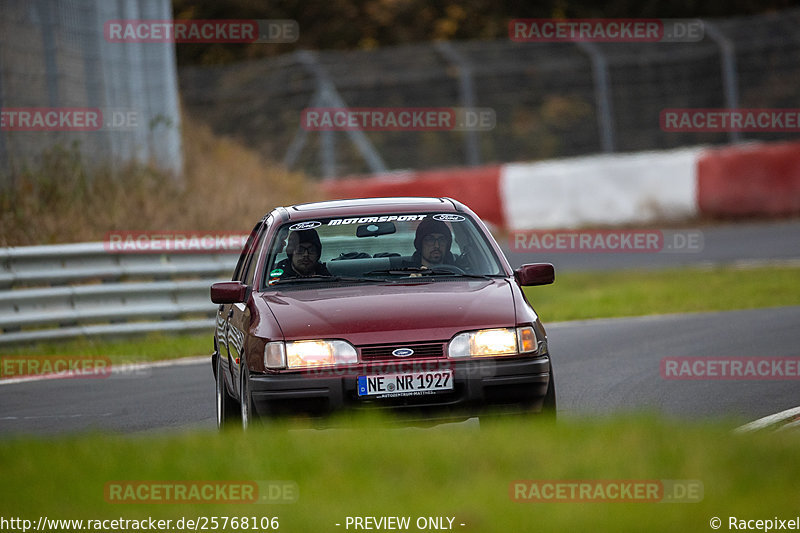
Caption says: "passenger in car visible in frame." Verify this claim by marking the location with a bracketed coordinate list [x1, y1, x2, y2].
[407, 219, 456, 268]
[275, 229, 331, 278]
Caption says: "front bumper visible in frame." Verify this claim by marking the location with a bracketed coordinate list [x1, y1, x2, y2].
[247, 356, 552, 420]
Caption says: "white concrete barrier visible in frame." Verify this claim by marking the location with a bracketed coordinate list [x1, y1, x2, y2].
[500, 147, 704, 230]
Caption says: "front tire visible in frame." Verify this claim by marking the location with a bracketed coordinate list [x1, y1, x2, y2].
[478, 369, 557, 427]
[240, 365, 256, 430]
[215, 355, 239, 429]
[540, 370, 557, 420]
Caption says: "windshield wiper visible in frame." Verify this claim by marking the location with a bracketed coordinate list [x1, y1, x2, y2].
[363, 267, 428, 276]
[423, 269, 504, 280]
[269, 275, 385, 285]
[364, 267, 502, 280]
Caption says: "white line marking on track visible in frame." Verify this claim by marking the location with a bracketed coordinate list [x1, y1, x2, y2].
[734, 406, 800, 433]
[1, 413, 113, 421]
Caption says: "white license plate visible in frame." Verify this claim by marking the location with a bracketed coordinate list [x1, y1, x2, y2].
[357, 370, 453, 398]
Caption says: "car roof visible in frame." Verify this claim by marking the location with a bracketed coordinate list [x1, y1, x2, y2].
[272, 197, 467, 221]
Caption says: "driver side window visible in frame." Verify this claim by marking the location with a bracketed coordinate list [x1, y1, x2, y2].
[241, 216, 272, 288]
[232, 222, 262, 282]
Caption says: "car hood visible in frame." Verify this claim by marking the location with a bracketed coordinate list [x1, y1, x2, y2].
[259, 279, 516, 345]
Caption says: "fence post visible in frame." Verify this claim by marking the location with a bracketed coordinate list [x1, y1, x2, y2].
[704, 22, 741, 144]
[34, 0, 60, 107]
[319, 88, 337, 180]
[435, 41, 481, 166]
[577, 41, 615, 153]
[0, 51, 7, 183]
[283, 88, 314, 170]
[293, 50, 388, 179]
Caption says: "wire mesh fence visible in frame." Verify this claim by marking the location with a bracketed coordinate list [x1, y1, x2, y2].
[179, 8, 800, 179]
[1, 4, 797, 183]
[0, 0, 182, 184]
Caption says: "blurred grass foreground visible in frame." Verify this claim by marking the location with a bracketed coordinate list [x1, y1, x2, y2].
[0, 413, 798, 532]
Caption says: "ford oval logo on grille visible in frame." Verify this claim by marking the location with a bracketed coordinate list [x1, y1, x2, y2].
[392, 348, 414, 358]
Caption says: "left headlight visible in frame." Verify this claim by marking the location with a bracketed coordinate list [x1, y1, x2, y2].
[447, 326, 538, 358]
[264, 340, 358, 370]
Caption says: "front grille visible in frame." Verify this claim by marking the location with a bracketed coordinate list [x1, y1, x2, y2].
[359, 342, 445, 361]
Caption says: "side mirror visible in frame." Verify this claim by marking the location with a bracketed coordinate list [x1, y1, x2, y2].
[514, 263, 555, 286]
[211, 281, 248, 304]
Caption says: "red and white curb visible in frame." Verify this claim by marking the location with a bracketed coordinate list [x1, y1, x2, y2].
[322, 140, 800, 230]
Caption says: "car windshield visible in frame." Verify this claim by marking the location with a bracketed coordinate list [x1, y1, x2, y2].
[262, 212, 506, 287]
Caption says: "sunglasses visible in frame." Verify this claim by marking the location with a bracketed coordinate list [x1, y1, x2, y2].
[422, 235, 449, 246]
[294, 244, 319, 256]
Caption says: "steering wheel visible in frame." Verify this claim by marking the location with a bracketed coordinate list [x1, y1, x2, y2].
[431, 264, 466, 275]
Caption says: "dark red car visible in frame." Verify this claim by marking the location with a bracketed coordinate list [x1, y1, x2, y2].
[211, 197, 555, 428]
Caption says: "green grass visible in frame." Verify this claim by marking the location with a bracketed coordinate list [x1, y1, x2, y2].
[2, 265, 798, 367]
[0, 332, 210, 361]
[0, 414, 797, 531]
[527, 265, 800, 322]
[2, 266, 798, 528]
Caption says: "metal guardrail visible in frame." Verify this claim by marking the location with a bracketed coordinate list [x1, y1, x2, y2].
[0, 242, 238, 346]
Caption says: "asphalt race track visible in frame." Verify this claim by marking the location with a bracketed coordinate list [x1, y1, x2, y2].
[502, 219, 800, 271]
[0, 359, 214, 437]
[1, 221, 798, 437]
[548, 306, 800, 421]
[2, 305, 798, 437]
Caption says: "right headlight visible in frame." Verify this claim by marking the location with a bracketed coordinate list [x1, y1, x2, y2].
[447, 326, 538, 358]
